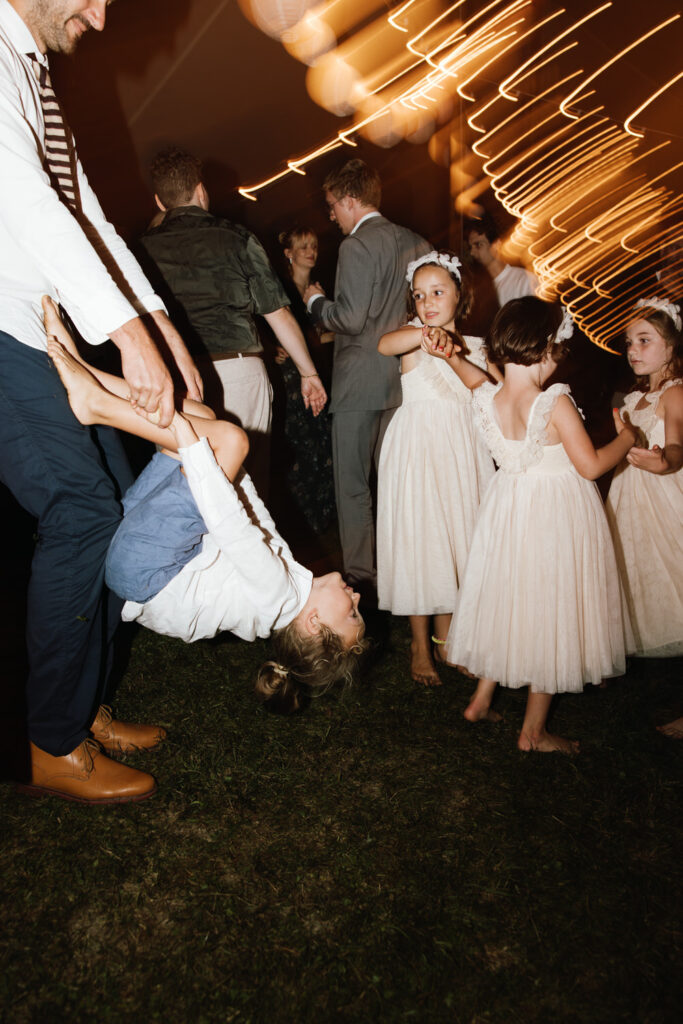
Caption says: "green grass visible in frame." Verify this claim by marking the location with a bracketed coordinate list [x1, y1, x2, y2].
[1, 621, 680, 1023]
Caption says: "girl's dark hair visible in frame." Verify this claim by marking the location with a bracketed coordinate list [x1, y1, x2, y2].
[486, 296, 566, 369]
[407, 257, 473, 322]
[278, 226, 317, 251]
[627, 306, 683, 390]
[254, 621, 369, 715]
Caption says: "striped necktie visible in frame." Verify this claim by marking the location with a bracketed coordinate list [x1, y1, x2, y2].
[30, 55, 80, 212]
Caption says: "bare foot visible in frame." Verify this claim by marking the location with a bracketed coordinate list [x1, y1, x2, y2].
[410, 644, 442, 687]
[657, 717, 683, 739]
[456, 663, 477, 679]
[46, 338, 105, 424]
[42, 296, 81, 357]
[432, 640, 447, 664]
[464, 699, 502, 723]
[518, 730, 579, 754]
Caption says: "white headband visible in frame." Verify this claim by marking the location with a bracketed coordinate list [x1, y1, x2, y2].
[554, 306, 574, 344]
[634, 296, 681, 332]
[406, 251, 462, 285]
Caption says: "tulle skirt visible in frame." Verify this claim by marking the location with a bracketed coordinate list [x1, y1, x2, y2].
[607, 462, 683, 657]
[377, 397, 494, 615]
[445, 466, 632, 692]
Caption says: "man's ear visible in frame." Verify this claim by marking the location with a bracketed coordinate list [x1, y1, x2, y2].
[196, 182, 210, 210]
[154, 193, 166, 213]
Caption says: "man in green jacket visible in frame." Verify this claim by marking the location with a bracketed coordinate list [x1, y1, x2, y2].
[139, 148, 326, 494]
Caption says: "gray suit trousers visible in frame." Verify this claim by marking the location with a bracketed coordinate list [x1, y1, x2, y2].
[332, 407, 394, 586]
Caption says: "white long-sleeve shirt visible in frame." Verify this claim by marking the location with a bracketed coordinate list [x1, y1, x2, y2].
[0, 0, 164, 350]
[493, 264, 539, 307]
[121, 439, 313, 643]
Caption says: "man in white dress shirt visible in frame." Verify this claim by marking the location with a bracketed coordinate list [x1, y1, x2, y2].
[467, 216, 539, 309]
[0, 0, 202, 803]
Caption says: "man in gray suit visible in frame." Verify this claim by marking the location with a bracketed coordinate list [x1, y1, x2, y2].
[304, 160, 430, 598]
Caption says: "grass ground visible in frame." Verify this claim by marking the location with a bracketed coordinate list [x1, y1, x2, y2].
[1, 611, 680, 1023]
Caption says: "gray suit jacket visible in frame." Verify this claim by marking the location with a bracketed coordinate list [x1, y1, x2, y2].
[310, 214, 430, 413]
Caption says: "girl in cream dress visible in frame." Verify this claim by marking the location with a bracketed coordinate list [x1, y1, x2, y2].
[606, 298, 683, 738]
[424, 297, 635, 753]
[376, 253, 495, 687]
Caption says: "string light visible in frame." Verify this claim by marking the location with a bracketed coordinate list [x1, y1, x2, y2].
[236, 1, 682, 349]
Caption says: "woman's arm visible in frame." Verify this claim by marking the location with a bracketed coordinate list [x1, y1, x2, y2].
[552, 397, 636, 480]
[626, 385, 683, 475]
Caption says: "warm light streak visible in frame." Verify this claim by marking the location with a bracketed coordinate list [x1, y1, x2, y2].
[559, 15, 681, 120]
[236, 1, 682, 352]
[456, 9, 565, 103]
[469, 71, 581, 146]
[404, 0, 469, 59]
[623, 71, 683, 137]
[498, 2, 611, 101]
[387, 0, 417, 33]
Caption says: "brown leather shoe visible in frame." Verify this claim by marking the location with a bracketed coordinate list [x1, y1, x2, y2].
[17, 739, 157, 804]
[90, 704, 167, 754]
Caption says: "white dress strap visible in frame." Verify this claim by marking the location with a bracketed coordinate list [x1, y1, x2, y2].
[622, 378, 683, 432]
[473, 381, 572, 473]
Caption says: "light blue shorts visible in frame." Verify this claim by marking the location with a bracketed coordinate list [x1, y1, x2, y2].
[105, 452, 206, 602]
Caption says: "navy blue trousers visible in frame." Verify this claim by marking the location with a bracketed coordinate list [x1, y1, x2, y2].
[0, 332, 133, 756]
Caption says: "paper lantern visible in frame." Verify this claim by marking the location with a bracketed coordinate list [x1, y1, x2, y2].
[360, 100, 405, 149]
[240, 0, 317, 40]
[306, 53, 360, 117]
[282, 12, 336, 65]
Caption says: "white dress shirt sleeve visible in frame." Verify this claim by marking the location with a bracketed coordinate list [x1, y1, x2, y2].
[0, 43, 162, 344]
[179, 438, 311, 612]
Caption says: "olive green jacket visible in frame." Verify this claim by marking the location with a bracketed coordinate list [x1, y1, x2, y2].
[138, 206, 289, 356]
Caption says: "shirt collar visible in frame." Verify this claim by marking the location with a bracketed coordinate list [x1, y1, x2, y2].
[0, 0, 48, 62]
[350, 211, 381, 236]
[160, 205, 213, 225]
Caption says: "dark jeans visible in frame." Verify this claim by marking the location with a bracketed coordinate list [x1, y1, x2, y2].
[0, 331, 133, 756]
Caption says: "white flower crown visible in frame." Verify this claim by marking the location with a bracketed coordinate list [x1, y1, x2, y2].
[634, 296, 682, 332]
[406, 251, 462, 285]
[554, 306, 574, 344]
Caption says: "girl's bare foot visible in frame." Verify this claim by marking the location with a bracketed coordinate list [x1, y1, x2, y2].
[464, 698, 502, 723]
[42, 296, 81, 358]
[463, 677, 498, 721]
[518, 730, 579, 754]
[432, 639, 447, 664]
[657, 717, 683, 739]
[410, 643, 442, 687]
[47, 338, 105, 425]
[456, 663, 477, 679]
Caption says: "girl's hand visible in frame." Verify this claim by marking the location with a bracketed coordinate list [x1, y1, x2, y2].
[612, 407, 627, 434]
[612, 408, 637, 445]
[626, 445, 668, 474]
[420, 326, 460, 359]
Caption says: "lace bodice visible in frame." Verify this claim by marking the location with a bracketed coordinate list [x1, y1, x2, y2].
[621, 379, 682, 449]
[401, 332, 487, 405]
[472, 381, 575, 474]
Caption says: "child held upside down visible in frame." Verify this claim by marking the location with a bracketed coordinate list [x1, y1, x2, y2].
[43, 298, 367, 714]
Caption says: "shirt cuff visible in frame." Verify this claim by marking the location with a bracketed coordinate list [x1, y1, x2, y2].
[132, 293, 167, 317]
[306, 294, 324, 315]
[178, 436, 216, 479]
